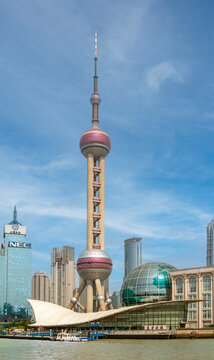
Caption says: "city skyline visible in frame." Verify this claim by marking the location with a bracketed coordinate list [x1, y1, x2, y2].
[0, 1, 214, 293]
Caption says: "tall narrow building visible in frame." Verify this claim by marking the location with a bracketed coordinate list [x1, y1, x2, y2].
[124, 237, 142, 277]
[50, 246, 75, 308]
[207, 219, 214, 266]
[32, 271, 50, 302]
[0, 207, 32, 319]
[70, 32, 113, 313]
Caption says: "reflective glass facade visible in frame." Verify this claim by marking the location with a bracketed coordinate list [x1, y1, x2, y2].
[70, 301, 188, 331]
[0, 253, 5, 314]
[0, 215, 32, 319]
[101, 301, 188, 330]
[121, 262, 176, 306]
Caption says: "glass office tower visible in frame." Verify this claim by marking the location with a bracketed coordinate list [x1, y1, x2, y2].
[0, 207, 32, 319]
[124, 237, 142, 278]
[207, 219, 214, 266]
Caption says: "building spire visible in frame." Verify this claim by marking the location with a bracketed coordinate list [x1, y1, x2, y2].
[13, 205, 17, 223]
[8, 205, 22, 225]
[95, 30, 97, 59]
[90, 30, 101, 129]
[94, 30, 98, 84]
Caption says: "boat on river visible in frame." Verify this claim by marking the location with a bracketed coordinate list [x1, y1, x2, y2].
[56, 332, 89, 342]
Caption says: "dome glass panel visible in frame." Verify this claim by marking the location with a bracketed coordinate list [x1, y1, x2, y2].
[121, 262, 176, 306]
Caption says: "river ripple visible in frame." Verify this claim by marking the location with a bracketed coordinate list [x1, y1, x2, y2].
[0, 339, 214, 360]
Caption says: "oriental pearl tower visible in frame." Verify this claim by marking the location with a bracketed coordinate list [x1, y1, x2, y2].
[70, 32, 113, 312]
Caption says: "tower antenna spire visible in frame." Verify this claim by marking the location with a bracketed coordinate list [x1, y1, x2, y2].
[95, 30, 97, 60]
[91, 30, 101, 129]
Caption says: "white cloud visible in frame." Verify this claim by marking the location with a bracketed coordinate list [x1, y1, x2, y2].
[20, 203, 85, 221]
[19, 157, 78, 175]
[145, 61, 187, 91]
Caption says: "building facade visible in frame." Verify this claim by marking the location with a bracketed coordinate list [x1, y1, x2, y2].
[50, 246, 75, 308]
[124, 237, 142, 278]
[207, 218, 214, 266]
[110, 291, 122, 309]
[32, 271, 50, 302]
[0, 207, 32, 319]
[170, 266, 214, 328]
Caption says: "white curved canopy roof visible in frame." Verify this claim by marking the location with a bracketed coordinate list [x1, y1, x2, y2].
[27, 299, 195, 327]
[28, 299, 140, 327]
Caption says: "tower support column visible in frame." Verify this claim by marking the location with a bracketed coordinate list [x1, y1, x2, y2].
[105, 288, 113, 310]
[87, 154, 94, 250]
[69, 280, 86, 310]
[95, 278, 106, 311]
[86, 280, 94, 312]
[99, 156, 105, 250]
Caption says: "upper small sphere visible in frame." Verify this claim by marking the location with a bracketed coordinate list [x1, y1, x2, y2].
[80, 128, 111, 158]
[90, 94, 101, 105]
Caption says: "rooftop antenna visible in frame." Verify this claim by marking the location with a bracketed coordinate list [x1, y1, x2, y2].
[13, 205, 17, 222]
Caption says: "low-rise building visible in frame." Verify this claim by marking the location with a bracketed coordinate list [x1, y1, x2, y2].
[170, 266, 214, 328]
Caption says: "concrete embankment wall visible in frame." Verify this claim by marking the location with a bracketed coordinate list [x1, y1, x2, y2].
[0, 335, 53, 341]
[105, 329, 214, 339]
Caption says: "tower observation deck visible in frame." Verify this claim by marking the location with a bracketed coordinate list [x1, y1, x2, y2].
[70, 32, 113, 312]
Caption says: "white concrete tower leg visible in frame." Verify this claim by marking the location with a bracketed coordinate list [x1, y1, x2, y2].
[76, 301, 86, 312]
[69, 280, 86, 310]
[105, 288, 113, 310]
[87, 154, 94, 250]
[95, 278, 106, 311]
[99, 156, 105, 250]
[86, 280, 94, 312]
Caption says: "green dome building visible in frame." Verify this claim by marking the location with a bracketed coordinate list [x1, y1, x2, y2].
[121, 262, 176, 306]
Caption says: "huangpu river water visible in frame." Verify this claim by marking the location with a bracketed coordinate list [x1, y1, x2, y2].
[0, 339, 214, 360]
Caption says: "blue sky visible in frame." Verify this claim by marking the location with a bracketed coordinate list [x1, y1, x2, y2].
[0, 0, 214, 293]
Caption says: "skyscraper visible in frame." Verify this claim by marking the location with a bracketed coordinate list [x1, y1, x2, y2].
[110, 291, 122, 309]
[124, 237, 142, 278]
[0, 207, 32, 319]
[207, 219, 214, 266]
[32, 271, 50, 302]
[70, 32, 113, 313]
[50, 246, 75, 308]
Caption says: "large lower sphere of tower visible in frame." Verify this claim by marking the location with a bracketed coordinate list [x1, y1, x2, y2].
[77, 249, 112, 281]
[80, 128, 111, 158]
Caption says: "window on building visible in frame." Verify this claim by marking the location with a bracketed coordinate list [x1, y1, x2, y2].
[203, 275, 211, 292]
[189, 276, 197, 293]
[188, 310, 197, 321]
[176, 278, 183, 294]
[203, 310, 211, 319]
[203, 293, 211, 309]
[188, 294, 197, 309]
